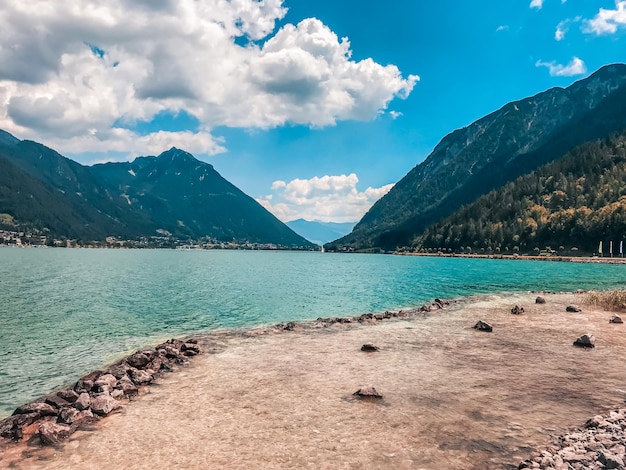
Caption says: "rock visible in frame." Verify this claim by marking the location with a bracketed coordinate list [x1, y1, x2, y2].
[566, 305, 582, 312]
[56, 389, 79, 403]
[598, 451, 624, 469]
[110, 389, 124, 400]
[126, 352, 150, 369]
[147, 358, 163, 372]
[181, 345, 199, 357]
[13, 402, 57, 417]
[160, 346, 180, 359]
[535, 296, 546, 304]
[38, 422, 71, 446]
[584, 415, 606, 428]
[93, 373, 118, 394]
[60, 409, 94, 431]
[128, 367, 154, 385]
[610, 314, 623, 324]
[282, 322, 297, 331]
[90, 395, 121, 416]
[74, 392, 92, 411]
[108, 363, 130, 379]
[361, 344, 380, 352]
[511, 305, 525, 315]
[353, 386, 383, 399]
[44, 395, 70, 409]
[58, 407, 80, 425]
[74, 370, 103, 393]
[573, 333, 595, 348]
[10, 421, 23, 441]
[473, 320, 493, 332]
[0, 415, 34, 440]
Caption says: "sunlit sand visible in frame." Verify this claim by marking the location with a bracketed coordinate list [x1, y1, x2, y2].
[4, 292, 626, 469]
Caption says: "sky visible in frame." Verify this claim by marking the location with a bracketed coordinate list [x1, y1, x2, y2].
[1, 1, 625, 223]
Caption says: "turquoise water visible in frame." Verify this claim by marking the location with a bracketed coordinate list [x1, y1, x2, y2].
[1, 248, 625, 417]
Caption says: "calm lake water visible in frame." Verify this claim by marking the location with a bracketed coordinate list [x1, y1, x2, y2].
[1, 248, 625, 417]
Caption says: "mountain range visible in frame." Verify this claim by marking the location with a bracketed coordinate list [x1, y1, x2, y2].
[0, 133, 314, 248]
[330, 63, 626, 251]
[4, 63, 626, 252]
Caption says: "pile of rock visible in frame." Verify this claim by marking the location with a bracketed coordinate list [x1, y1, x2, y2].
[0, 338, 201, 447]
[519, 409, 626, 469]
[314, 298, 458, 327]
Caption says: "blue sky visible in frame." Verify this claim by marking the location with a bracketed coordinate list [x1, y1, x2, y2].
[1, 1, 625, 222]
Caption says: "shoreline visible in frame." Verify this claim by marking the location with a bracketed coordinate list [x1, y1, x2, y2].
[2, 291, 626, 468]
[396, 252, 626, 264]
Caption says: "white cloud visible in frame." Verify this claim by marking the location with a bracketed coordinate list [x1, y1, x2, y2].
[535, 57, 587, 77]
[554, 16, 581, 41]
[256, 174, 393, 223]
[389, 110, 403, 120]
[0, 1, 418, 160]
[555, 21, 568, 40]
[530, 0, 543, 9]
[496, 25, 509, 32]
[583, 1, 626, 35]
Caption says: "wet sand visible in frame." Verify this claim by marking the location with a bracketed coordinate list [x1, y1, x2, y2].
[4, 292, 626, 469]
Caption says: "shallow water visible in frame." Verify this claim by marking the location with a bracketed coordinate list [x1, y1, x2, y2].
[1, 248, 625, 417]
[6, 293, 626, 469]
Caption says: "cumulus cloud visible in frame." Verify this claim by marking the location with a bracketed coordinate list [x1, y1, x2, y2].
[583, 1, 626, 35]
[256, 174, 393, 223]
[530, 0, 543, 9]
[0, 0, 418, 160]
[535, 57, 587, 77]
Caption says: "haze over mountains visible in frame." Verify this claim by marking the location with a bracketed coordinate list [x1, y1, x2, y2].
[330, 63, 626, 252]
[0, 133, 314, 248]
[285, 219, 355, 246]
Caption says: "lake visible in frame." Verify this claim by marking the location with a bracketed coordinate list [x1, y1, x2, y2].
[1, 248, 625, 417]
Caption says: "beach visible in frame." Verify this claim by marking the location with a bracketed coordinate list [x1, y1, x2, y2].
[2, 291, 626, 469]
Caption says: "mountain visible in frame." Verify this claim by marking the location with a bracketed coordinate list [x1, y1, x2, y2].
[286, 219, 356, 245]
[330, 63, 626, 251]
[412, 131, 626, 255]
[90, 148, 313, 246]
[0, 132, 314, 247]
[0, 131, 150, 240]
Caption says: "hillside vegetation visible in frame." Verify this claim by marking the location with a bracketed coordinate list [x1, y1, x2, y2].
[412, 132, 626, 255]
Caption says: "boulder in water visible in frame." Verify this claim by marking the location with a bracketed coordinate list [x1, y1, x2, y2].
[573, 333, 595, 348]
[353, 386, 383, 399]
[473, 320, 493, 332]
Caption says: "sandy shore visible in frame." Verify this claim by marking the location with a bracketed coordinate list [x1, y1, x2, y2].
[3, 292, 626, 469]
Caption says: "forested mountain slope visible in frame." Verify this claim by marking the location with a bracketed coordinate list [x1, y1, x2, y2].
[413, 132, 626, 255]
